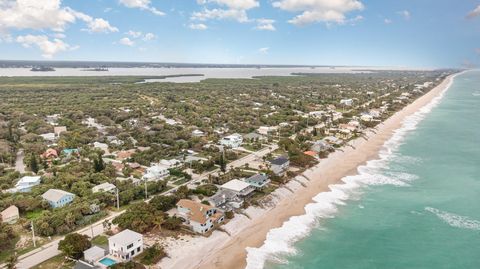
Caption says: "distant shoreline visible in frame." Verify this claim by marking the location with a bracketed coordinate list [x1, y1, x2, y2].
[184, 73, 458, 269]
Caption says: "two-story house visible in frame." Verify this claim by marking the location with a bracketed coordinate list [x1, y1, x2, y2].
[108, 229, 143, 261]
[176, 199, 224, 234]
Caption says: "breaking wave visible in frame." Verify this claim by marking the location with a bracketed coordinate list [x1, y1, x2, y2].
[245, 74, 457, 269]
[425, 207, 480, 231]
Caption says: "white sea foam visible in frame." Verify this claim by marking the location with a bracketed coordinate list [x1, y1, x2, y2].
[245, 74, 459, 269]
[425, 207, 480, 231]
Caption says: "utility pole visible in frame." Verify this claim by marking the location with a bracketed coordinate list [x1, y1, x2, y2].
[116, 187, 120, 210]
[31, 221, 36, 247]
[144, 179, 148, 200]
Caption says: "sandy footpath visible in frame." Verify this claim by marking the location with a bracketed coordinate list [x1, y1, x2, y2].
[157, 74, 456, 269]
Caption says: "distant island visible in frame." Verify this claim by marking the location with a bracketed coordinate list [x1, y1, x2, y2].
[30, 66, 55, 72]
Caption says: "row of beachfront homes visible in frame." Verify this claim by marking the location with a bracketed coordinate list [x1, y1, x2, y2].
[75, 229, 144, 269]
[173, 173, 270, 234]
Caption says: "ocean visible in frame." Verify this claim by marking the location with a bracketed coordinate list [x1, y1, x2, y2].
[246, 70, 480, 269]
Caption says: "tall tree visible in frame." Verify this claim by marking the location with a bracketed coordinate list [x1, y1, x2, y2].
[29, 153, 39, 174]
[58, 233, 91, 259]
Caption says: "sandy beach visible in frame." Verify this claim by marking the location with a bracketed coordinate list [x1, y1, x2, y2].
[158, 74, 456, 269]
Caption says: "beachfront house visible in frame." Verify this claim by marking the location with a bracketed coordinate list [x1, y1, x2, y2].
[243, 173, 270, 189]
[142, 164, 170, 181]
[220, 179, 255, 197]
[269, 156, 290, 176]
[208, 189, 243, 209]
[1, 205, 19, 224]
[42, 189, 75, 208]
[108, 229, 143, 261]
[176, 199, 225, 234]
[219, 133, 243, 148]
[9, 175, 41, 193]
[311, 140, 332, 153]
[92, 182, 117, 193]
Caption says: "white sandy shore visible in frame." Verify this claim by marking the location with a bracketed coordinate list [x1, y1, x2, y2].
[157, 74, 456, 269]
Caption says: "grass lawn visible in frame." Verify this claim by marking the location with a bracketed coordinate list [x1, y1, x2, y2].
[31, 254, 74, 269]
[91, 235, 108, 246]
[26, 209, 45, 220]
[172, 177, 189, 186]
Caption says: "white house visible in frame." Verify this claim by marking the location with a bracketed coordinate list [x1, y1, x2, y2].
[108, 229, 143, 261]
[92, 182, 116, 193]
[220, 179, 255, 197]
[159, 159, 182, 169]
[41, 189, 75, 208]
[269, 156, 290, 176]
[142, 164, 170, 181]
[208, 189, 243, 208]
[10, 176, 41, 193]
[220, 133, 243, 148]
[93, 142, 109, 152]
[257, 126, 278, 135]
[360, 114, 374, 122]
[340, 99, 353, 106]
[39, 133, 56, 142]
[191, 129, 205, 137]
[1, 205, 19, 224]
[83, 246, 106, 264]
[176, 199, 224, 234]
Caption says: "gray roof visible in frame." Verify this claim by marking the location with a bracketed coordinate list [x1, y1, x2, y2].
[209, 189, 237, 205]
[41, 189, 74, 203]
[109, 229, 142, 245]
[246, 174, 268, 184]
[84, 246, 105, 258]
[269, 156, 289, 166]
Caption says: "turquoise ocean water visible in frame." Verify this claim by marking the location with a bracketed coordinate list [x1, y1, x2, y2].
[246, 70, 480, 269]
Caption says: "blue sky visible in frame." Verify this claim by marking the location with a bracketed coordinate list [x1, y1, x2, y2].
[0, 0, 479, 68]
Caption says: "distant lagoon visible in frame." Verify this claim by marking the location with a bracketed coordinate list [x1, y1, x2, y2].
[0, 67, 385, 83]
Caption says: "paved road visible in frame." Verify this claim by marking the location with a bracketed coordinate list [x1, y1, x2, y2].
[15, 149, 25, 173]
[2, 144, 279, 269]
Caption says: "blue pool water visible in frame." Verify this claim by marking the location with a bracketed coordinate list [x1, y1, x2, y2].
[99, 257, 117, 267]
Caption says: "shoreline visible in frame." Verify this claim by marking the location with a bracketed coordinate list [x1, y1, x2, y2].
[159, 73, 457, 269]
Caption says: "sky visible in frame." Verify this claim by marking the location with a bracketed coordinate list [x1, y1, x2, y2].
[0, 0, 479, 68]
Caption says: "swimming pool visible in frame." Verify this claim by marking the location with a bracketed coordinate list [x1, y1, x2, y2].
[99, 257, 117, 267]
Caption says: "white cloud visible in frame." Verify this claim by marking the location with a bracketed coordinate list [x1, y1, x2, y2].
[258, 47, 269, 54]
[16, 34, 72, 58]
[475, 48, 480, 55]
[272, 0, 364, 26]
[255, 19, 276, 31]
[142, 32, 155, 41]
[119, 0, 165, 16]
[397, 10, 410, 20]
[84, 18, 119, 33]
[467, 5, 480, 19]
[196, 0, 259, 10]
[384, 18, 392, 24]
[119, 37, 135, 46]
[126, 30, 143, 38]
[189, 23, 208, 30]
[191, 8, 249, 22]
[0, 0, 117, 34]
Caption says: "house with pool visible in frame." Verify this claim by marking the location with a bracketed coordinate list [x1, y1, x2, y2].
[108, 229, 144, 261]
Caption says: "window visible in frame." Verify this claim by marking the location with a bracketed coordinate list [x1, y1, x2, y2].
[137, 247, 141, 252]
[127, 243, 133, 249]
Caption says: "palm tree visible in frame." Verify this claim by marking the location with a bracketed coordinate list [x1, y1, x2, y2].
[6, 253, 18, 269]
